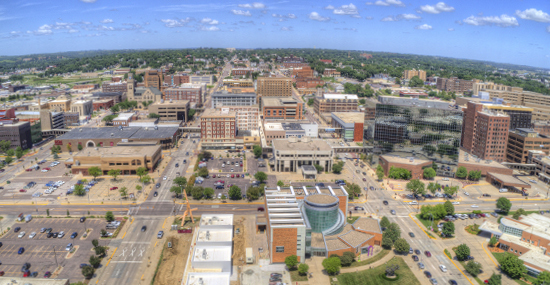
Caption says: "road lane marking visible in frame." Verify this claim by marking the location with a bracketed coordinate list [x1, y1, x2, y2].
[105, 247, 118, 267]
[444, 249, 475, 285]
[480, 242, 498, 267]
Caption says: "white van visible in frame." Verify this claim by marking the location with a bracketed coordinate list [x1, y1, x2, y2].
[499, 188, 508, 193]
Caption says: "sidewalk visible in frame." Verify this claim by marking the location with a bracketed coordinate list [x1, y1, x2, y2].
[340, 250, 395, 273]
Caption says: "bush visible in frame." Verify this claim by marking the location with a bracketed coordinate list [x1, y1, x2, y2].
[285, 255, 298, 270]
[455, 244, 470, 261]
[298, 263, 309, 275]
[105, 211, 114, 222]
[341, 251, 355, 267]
[500, 254, 527, 279]
[81, 266, 95, 279]
[322, 257, 341, 275]
[465, 260, 482, 277]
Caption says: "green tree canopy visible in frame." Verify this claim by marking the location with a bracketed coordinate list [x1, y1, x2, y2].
[423, 167, 436, 179]
[456, 166, 468, 179]
[534, 271, 550, 285]
[465, 260, 482, 277]
[496, 197, 512, 213]
[322, 257, 341, 275]
[376, 165, 384, 180]
[136, 167, 148, 179]
[254, 171, 267, 182]
[444, 200, 455, 215]
[253, 145, 262, 157]
[380, 216, 390, 228]
[298, 263, 309, 275]
[455, 244, 471, 261]
[513, 208, 526, 220]
[74, 184, 86, 196]
[105, 211, 115, 222]
[88, 166, 102, 180]
[406, 179, 425, 196]
[204, 188, 214, 199]
[468, 170, 482, 181]
[500, 253, 527, 279]
[383, 222, 401, 242]
[173, 176, 187, 188]
[394, 238, 410, 253]
[345, 183, 361, 199]
[487, 273, 502, 285]
[108, 169, 120, 181]
[198, 167, 209, 178]
[228, 185, 242, 200]
[285, 255, 299, 270]
[409, 75, 424, 87]
[442, 221, 455, 237]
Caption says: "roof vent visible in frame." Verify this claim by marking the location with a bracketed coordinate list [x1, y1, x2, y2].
[111, 133, 114, 136]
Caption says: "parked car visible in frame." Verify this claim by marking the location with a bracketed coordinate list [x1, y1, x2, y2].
[110, 187, 118, 190]
[80, 217, 86, 223]
[18, 247, 25, 254]
[383, 201, 389, 205]
[439, 265, 447, 272]
[65, 243, 73, 251]
[425, 251, 432, 257]
[391, 210, 396, 215]
[412, 255, 419, 261]
[141, 226, 147, 232]
[157, 231, 164, 239]
[29, 232, 36, 239]
[409, 232, 415, 237]
[425, 271, 432, 278]
[70, 232, 78, 239]
[418, 262, 425, 269]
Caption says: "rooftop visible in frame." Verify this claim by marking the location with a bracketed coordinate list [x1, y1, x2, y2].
[196, 228, 233, 243]
[186, 272, 230, 285]
[487, 172, 531, 188]
[201, 109, 236, 118]
[57, 126, 177, 140]
[380, 155, 431, 166]
[135, 87, 162, 96]
[113, 112, 134, 120]
[74, 145, 160, 158]
[305, 194, 338, 205]
[262, 97, 300, 107]
[331, 112, 365, 124]
[322, 93, 359, 100]
[458, 151, 511, 169]
[338, 230, 373, 248]
[0, 277, 70, 285]
[150, 100, 190, 106]
[212, 91, 256, 97]
[200, 214, 234, 226]
[272, 137, 332, 151]
[520, 249, 550, 272]
[324, 236, 349, 251]
[192, 246, 232, 262]
[282, 123, 304, 131]
[352, 218, 382, 234]
[264, 122, 284, 131]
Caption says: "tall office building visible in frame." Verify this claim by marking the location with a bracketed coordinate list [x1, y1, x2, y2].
[144, 70, 163, 90]
[402, 69, 426, 81]
[256, 77, 292, 97]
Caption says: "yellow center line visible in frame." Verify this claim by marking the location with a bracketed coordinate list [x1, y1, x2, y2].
[162, 217, 168, 228]
[444, 251, 475, 285]
[105, 247, 118, 267]
[480, 243, 498, 267]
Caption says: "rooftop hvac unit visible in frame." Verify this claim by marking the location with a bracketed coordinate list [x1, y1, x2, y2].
[206, 231, 210, 240]
[198, 278, 204, 285]
[202, 249, 208, 259]
[212, 216, 219, 221]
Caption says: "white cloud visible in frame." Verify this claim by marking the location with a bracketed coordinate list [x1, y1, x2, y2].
[238, 2, 265, 9]
[261, 22, 265, 25]
[201, 18, 219, 25]
[79, 0, 97, 3]
[448, 28, 454, 31]
[419, 2, 455, 14]
[324, 5, 335, 10]
[309, 12, 330, 22]
[28, 24, 53, 35]
[351, 15, 361, 18]
[272, 13, 297, 20]
[463, 14, 519, 27]
[365, 16, 374, 20]
[367, 0, 405, 7]
[398, 13, 421, 20]
[231, 9, 252, 16]
[98, 25, 115, 31]
[161, 18, 193, 27]
[68, 29, 79, 33]
[381, 16, 397, 21]
[515, 8, 550, 23]
[415, 24, 432, 30]
[281, 26, 293, 31]
[200, 25, 220, 31]
[333, 3, 359, 15]
[100, 19, 113, 23]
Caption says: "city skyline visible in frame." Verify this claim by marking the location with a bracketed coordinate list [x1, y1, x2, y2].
[1, 0, 549, 69]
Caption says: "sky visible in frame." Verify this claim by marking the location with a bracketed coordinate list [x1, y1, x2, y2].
[1, 0, 550, 69]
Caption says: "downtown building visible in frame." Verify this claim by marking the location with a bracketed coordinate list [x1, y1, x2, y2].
[256, 77, 292, 97]
[163, 84, 203, 106]
[200, 109, 237, 150]
[436, 77, 478, 93]
[313, 93, 359, 115]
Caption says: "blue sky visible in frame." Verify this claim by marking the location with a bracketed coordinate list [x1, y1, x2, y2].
[1, 0, 550, 69]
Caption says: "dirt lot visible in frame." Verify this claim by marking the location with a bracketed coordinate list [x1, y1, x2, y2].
[151, 218, 197, 285]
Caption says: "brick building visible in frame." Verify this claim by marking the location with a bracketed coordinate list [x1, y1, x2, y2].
[215, 105, 259, 131]
[262, 98, 303, 121]
[291, 66, 314, 78]
[533, 121, 550, 136]
[314, 93, 358, 115]
[231, 68, 254, 76]
[164, 74, 190, 86]
[436, 77, 477, 93]
[360, 53, 373, 59]
[323, 69, 340, 77]
[163, 85, 203, 106]
[200, 109, 237, 150]
[379, 155, 432, 180]
[144, 70, 163, 90]
[296, 77, 324, 89]
[331, 112, 364, 142]
[506, 128, 550, 164]
[462, 101, 511, 162]
[256, 77, 292, 97]
[458, 151, 513, 176]
[92, 99, 114, 111]
[320, 59, 332, 64]
[403, 69, 426, 81]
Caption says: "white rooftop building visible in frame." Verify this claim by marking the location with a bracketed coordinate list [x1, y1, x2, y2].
[191, 246, 233, 272]
[186, 272, 230, 285]
[199, 214, 234, 229]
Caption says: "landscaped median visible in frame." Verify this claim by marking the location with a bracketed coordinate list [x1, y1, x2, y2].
[408, 213, 437, 240]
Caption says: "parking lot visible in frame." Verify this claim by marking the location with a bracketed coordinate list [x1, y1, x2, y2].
[0, 218, 107, 279]
[202, 156, 245, 173]
[199, 175, 254, 198]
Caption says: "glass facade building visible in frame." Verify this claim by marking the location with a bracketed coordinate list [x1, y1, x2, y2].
[373, 104, 463, 175]
[303, 194, 345, 235]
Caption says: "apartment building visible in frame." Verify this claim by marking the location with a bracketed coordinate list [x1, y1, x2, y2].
[102, 81, 129, 93]
[0, 121, 32, 150]
[323, 69, 340, 77]
[163, 74, 189, 85]
[473, 82, 550, 121]
[222, 79, 254, 88]
[262, 98, 303, 121]
[506, 128, 550, 163]
[459, 99, 533, 130]
[144, 70, 163, 89]
[200, 109, 237, 149]
[149, 100, 189, 122]
[480, 214, 550, 276]
[296, 78, 324, 89]
[331, 112, 365, 142]
[256, 77, 292, 97]
[163, 84, 203, 105]
[534, 121, 550, 136]
[403, 69, 426, 81]
[291, 66, 314, 78]
[436, 77, 478, 93]
[313, 93, 358, 115]
[189, 75, 213, 85]
[211, 91, 257, 108]
[231, 68, 253, 76]
[215, 105, 259, 131]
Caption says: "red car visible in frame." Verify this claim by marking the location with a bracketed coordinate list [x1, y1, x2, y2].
[231, 174, 234, 178]
[240, 163, 243, 167]
[110, 187, 118, 190]
[43, 167, 51, 171]
[425, 251, 432, 257]
[23, 271, 30, 277]
[26, 168, 33, 172]
[19, 189, 27, 193]
[212, 174, 216, 178]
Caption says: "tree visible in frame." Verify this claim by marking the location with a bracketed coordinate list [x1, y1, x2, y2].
[395, 78, 401, 85]
[444, 200, 455, 215]
[376, 165, 384, 180]
[108, 169, 120, 181]
[119, 187, 128, 198]
[6, 149, 14, 156]
[170, 186, 183, 197]
[285, 255, 299, 270]
[468, 170, 482, 181]
[198, 167, 209, 178]
[394, 238, 410, 253]
[4, 156, 13, 165]
[92, 239, 99, 248]
[173, 176, 187, 188]
[298, 263, 309, 275]
[406, 179, 425, 197]
[254, 171, 267, 183]
[500, 254, 527, 279]
[110, 105, 120, 113]
[489, 236, 498, 247]
[384, 222, 401, 242]
[332, 163, 343, 174]
[444, 186, 459, 197]
[359, 98, 366, 105]
[455, 244, 471, 261]
[409, 75, 424, 87]
[322, 257, 341, 275]
[204, 188, 214, 199]
[136, 185, 142, 191]
[89, 255, 101, 268]
[427, 182, 440, 194]
[148, 113, 160, 118]
[487, 273, 502, 285]
[442, 221, 455, 237]
[380, 216, 390, 228]
[136, 167, 148, 179]
[496, 197, 512, 214]
[346, 183, 361, 199]
[66, 144, 72, 153]
[191, 186, 204, 200]
[246, 187, 260, 200]
[105, 211, 115, 222]
[456, 166, 468, 179]
[513, 208, 526, 220]
[314, 164, 324, 173]
[0, 140, 10, 153]
[77, 144, 83, 151]
[253, 145, 262, 157]
[382, 236, 394, 249]
[15, 147, 23, 159]
[534, 271, 550, 285]
[94, 246, 107, 256]
[88, 166, 102, 181]
[228, 185, 242, 200]
[140, 175, 151, 184]
[187, 109, 196, 121]
[277, 180, 284, 187]
[423, 167, 436, 179]
[340, 252, 355, 267]
[81, 266, 95, 279]
[465, 260, 482, 277]
[74, 184, 86, 196]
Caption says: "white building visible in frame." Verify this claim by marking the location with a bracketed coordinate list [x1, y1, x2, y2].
[186, 272, 230, 285]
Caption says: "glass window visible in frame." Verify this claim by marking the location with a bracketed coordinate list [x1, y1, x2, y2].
[276, 246, 284, 253]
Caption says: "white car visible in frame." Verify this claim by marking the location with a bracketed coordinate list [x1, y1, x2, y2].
[529, 179, 537, 184]
[452, 202, 460, 205]
[18, 231, 26, 238]
[408, 201, 418, 205]
[163, 176, 167, 180]
[463, 192, 469, 196]
[439, 265, 447, 272]
[471, 205, 479, 208]
[29, 232, 36, 239]
[41, 169, 48, 172]
[65, 243, 73, 251]
[58, 231, 65, 238]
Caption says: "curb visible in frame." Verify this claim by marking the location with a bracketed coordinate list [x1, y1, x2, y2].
[444, 250, 475, 285]
[408, 213, 437, 240]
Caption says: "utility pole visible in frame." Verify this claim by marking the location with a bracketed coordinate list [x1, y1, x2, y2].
[53, 246, 59, 267]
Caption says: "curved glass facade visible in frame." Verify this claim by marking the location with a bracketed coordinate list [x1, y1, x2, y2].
[304, 194, 340, 233]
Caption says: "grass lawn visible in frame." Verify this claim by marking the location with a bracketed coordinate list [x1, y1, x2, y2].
[346, 216, 360, 224]
[338, 257, 420, 285]
[289, 270, 308, 282]
[349, 249, 390, 268]
[415, 214, 440, 233]
[491, 252, 533, 285]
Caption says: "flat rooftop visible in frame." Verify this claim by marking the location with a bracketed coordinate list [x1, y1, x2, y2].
[186, 272, 230, 285]
[196, 228, 233, 243]
[262, 97, 300, 107]
[458, 151, 511, 169]
[272, 138, 332, 151]
[212, 91, 256, 97]
[192, 246, 232, 262]
[352, 218, 382, 234]
[322, 93, 359, 100]
[487, 172, 531, 188]
[57, 127, 177, 140]
[114, 112, 134, 120]
[264, 122, 284, 131]
[380, 155, 430, 166]
[150, 100, 190, 106]
[0, 277, 69, 285]
[200, 214, 234, 226]
[74, 145, 160, 158]
[332, 112, 365, 123]
[201, 109, 236, 118]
